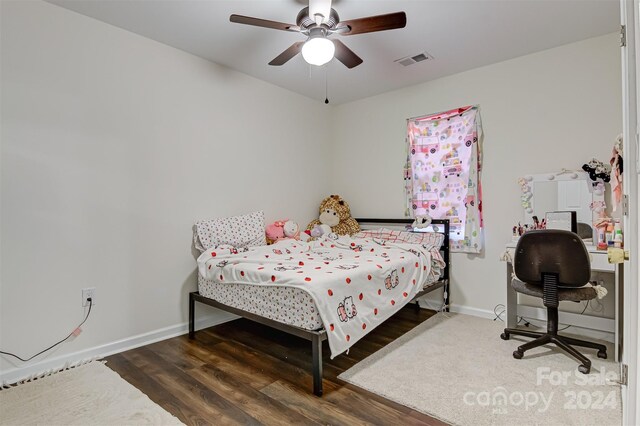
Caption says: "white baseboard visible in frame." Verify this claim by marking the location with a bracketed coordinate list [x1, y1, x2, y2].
[416, 299, 615, 343]
[416, 296, 495, 320]
[447, 303, 495, 319]
[0, 311, 238, 385]
[516, 305, 615, 343]
[3, 299, 613, 385]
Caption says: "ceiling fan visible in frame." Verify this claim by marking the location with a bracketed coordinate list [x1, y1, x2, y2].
[229, 0, 407, 69]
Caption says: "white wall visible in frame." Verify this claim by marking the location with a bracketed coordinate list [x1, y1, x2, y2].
[329, 33, 622, 316]
[0, 0, 331, 378]
[0, 0, 623, 381]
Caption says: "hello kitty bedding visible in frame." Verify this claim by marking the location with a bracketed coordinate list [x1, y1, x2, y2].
[196, 233, 445, 358]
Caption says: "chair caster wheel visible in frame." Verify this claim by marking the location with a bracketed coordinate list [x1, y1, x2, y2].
[597, 350, 607, 359]
[500, 332, 510, 340]
[578, 365, 590, 374]
[513, 350, 523, 359]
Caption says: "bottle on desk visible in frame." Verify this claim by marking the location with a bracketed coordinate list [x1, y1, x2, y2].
[613, 221, 623, 248]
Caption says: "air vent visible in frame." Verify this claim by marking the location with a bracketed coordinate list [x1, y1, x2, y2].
[395, 51, 434, 67]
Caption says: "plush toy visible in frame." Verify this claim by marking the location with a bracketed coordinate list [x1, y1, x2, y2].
[309, 223, 332, 237]
[306, 195, 360, 236]
[412, 214, 432, 229]
[582, 158, 611, 182]
[265, 220, 286, 244]
[283, 220, 299, 239]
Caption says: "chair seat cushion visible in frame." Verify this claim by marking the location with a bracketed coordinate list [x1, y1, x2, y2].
[511, 279, 597, 301]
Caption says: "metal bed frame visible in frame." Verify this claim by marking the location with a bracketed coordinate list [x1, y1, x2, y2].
[189, 218, 450, 396]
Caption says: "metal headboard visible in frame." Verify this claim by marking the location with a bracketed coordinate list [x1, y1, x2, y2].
[354, 218, 450, 284]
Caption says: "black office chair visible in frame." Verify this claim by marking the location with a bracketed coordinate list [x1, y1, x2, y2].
[500, 230, 607, 374]
[576, 222, 593, 240]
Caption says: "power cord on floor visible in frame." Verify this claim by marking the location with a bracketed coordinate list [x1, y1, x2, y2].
[514, 300, 590, 332]
[415, 298, 452, 319]
[588, 296, 605, 314]
[493, 304, 530, 326]
[556, 301, 590, 332]
[0, 299, 93, 362]
[493, 304, 504, 321]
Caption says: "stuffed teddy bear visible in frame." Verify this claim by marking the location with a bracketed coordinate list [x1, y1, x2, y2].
[265, 220, 286, 244]
[306, 195, 360, 236]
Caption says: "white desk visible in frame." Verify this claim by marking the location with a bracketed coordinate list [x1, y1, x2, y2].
[504, 242, 623, 361]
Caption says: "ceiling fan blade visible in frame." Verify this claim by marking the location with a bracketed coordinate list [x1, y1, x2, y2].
[309, 0, 332, 24]
[332, 39, 363, 69]
[230, 14, 300, 32]
[268, 42, 304, 66]
[338, 12, 406, 36]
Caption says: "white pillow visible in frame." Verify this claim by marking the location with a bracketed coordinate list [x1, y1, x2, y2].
[195, 211, 266, 252]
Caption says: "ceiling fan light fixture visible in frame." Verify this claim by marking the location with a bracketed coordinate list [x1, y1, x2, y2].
[301, 36, 335, 66]
[231, 5, 406, 69]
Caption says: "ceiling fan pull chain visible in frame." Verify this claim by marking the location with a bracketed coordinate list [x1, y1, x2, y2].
[324, 65, 329, 104]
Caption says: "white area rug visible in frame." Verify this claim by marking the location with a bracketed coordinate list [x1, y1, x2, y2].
[339, 313, 622, 426]
[0, 362, 183, 425]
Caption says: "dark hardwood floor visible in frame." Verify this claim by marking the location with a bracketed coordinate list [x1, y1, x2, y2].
[106, 305, 447, 425]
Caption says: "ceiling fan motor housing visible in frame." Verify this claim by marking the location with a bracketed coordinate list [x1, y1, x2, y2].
[296, 7, 340, 30]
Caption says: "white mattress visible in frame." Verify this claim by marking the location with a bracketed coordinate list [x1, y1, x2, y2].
[198, 270, 442, 331]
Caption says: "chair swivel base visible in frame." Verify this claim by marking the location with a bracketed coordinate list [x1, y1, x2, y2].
[501, 328, 607, 374]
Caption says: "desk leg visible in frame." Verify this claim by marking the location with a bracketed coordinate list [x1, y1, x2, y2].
[505, 262, 517, 328]
[615, 264, 623, 362]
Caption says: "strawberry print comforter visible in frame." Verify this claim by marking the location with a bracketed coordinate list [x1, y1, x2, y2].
[196, 234, 444, 358]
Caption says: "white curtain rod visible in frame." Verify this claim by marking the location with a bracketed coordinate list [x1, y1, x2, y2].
[406, 104, 479, 122]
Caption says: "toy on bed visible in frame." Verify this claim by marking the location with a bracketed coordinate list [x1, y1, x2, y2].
[267, 219, 309, 244]
[284, 219, 310, 242]
[266, 220, 286, 244]
[306, 195, 360, 237]
[309, 223, 332, 238]
[283, 220, 299, 239]
[411, 214, 432, 229]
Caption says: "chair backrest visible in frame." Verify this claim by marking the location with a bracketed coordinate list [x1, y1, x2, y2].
[514, 230, 591, 288]
[576, 222, 593, 240]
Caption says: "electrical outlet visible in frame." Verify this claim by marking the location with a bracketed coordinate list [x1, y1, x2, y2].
[82, 288, 96, 307]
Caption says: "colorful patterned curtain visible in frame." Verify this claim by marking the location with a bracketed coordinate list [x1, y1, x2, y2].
[404, 106, 484, 253]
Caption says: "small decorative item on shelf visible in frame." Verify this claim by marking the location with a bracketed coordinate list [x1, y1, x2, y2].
[531, 215, 546, 230]
[613, 220, 623, 248]
[582, 158, 611, 182]
[512, 217, 546, 242]
[512, 225, 520, 242]
[594, 216, 612, 251]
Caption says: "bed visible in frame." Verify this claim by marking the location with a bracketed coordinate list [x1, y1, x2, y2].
[189, 218, 450, 396]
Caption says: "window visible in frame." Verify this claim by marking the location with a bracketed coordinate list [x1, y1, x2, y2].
[404, 106, 484, 253]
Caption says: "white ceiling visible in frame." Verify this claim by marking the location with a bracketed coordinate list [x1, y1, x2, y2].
[46, 0, 619, 104]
